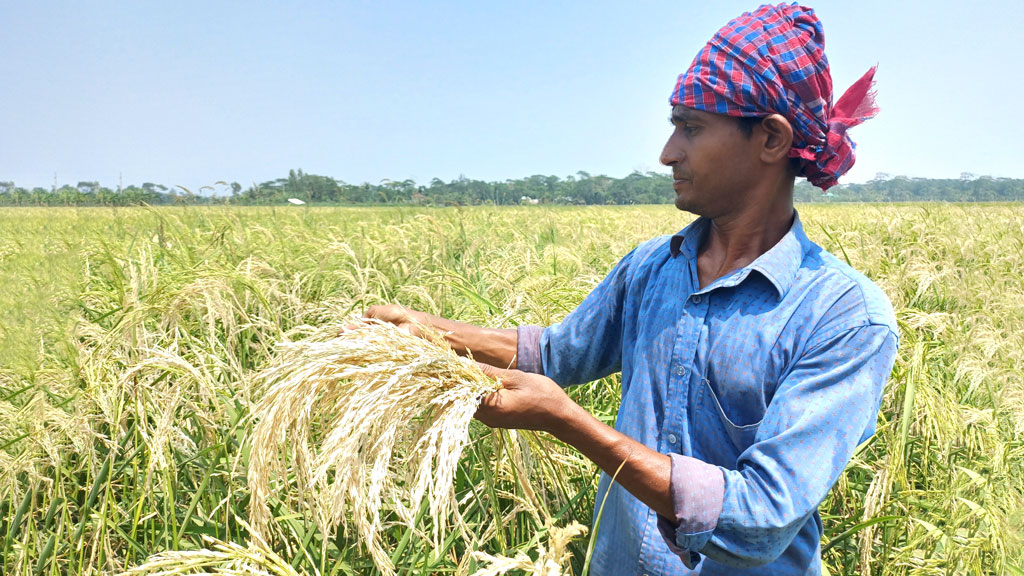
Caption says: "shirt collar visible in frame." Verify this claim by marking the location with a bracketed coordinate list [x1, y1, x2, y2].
[669, 212, 807, 300]
[669, 217, 709, 259]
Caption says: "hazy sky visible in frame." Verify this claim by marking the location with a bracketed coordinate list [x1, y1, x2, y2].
[2, 1, 1022, 191]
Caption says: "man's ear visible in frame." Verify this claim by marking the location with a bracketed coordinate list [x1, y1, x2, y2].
[758, 114, 794, 164]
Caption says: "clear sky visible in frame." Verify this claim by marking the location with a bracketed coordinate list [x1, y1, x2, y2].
[2, 1, 1022, 191]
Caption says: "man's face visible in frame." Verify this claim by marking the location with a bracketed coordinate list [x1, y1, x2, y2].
[660, 105, 763, 217]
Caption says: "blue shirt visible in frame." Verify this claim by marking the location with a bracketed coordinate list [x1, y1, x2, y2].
[517, 214, 898, 575]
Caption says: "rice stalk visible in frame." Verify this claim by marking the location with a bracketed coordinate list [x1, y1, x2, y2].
[247, 319, 501, 576]
[115, 533, 301, 576]
[4, 205, 1024, 575]
[470, 521, 588, 576]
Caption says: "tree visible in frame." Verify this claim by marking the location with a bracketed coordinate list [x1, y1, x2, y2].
[77, 181, 99, 195]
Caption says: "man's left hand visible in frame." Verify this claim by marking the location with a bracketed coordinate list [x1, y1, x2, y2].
[474, 364, 576, 433]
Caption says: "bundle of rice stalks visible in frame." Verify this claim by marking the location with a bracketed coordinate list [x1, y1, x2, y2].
[470, 521, 588, 576]
[247, 319, 501, 576]
[116, 532, 300, 576]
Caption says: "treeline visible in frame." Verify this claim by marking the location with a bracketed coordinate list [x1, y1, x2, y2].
[2, 170, 1023, 206]
[794, 174, 1024, 203]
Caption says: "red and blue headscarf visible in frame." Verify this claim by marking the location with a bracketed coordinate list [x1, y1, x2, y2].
[670, 3, 878, 190]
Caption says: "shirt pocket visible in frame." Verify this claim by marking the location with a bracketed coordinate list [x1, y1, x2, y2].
[698, 378, 763, 456]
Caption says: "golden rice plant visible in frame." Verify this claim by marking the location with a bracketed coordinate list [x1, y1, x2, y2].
[118, 521, 586, 576]
[247, 319, 501, 576]
[3, 205, 1023, 575]
[116, 526, 299, 576]
[470, 521, 588, 576]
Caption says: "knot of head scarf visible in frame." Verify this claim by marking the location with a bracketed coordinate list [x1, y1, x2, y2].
[669, 3, 878, 190]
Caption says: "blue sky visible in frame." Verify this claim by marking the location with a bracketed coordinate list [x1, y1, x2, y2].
[2, 1, 1022, 191]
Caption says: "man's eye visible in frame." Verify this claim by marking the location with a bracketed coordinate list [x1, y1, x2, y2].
[669, 117, 698, 136]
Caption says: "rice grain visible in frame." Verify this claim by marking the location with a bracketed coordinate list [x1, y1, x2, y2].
[247, 319, 500, 576]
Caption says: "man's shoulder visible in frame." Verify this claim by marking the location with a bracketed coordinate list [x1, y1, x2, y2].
[796, 241, 898, 338]
[634, 235, 674, 258]
[620, 235, 675, 272]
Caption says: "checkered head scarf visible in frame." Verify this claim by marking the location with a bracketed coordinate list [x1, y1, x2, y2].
[670, 3, 878, 190]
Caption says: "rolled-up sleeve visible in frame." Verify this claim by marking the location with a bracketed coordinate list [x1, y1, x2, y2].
[516, 325, 545, 374]
[694, 324, 897, 568]
[657, 454, 726, 569]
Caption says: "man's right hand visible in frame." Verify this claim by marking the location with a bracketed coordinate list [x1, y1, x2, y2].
[362, 304, 427, 336]
[341, 304, 427, 336]
[344, 304, 520, 370]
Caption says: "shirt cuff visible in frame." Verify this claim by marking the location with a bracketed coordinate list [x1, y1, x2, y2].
[656, 453, 725, 568]
[516, 325, 544, 374]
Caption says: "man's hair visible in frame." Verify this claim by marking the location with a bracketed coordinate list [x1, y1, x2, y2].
[736, 115, 762, 138]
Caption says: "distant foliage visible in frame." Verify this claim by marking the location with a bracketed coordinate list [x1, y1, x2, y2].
[793, 175, 1024, 203]
[2, 171, 1023, 206]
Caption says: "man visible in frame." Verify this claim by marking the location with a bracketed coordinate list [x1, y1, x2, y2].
[363, 4, 898, 574]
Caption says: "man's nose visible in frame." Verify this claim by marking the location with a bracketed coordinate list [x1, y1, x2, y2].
[660, 133, 682, 167]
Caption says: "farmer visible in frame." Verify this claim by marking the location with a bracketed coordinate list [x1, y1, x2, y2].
[363, 3, 898, 574]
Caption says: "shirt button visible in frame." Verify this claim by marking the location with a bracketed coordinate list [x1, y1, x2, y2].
[692, 295, 702, 304]
[668, 433, 678, 445]
[674, 365, 687, 377]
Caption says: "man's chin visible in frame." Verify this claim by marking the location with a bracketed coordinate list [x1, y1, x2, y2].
[674, 193, 699, 214]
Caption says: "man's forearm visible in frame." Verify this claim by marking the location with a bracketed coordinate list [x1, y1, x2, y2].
[550, 400, 674, 519]
[416, 313, 519, 369]
[362, 305, 519, 368]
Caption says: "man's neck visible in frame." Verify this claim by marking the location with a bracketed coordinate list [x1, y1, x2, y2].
[696, 198, 795, 289]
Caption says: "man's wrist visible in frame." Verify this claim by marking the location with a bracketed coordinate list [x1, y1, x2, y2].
[544, 397, 592, 440]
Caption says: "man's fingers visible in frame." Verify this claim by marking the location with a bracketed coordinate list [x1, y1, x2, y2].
[474, 386, 506, 428]
[342, 304, 407, 334]
[476, 362, 513, 382]
[476, 362, 499, 376]
[478, 389, 502, 406]
[338, 315, 375, 335]
[364, 304, 411, 323]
